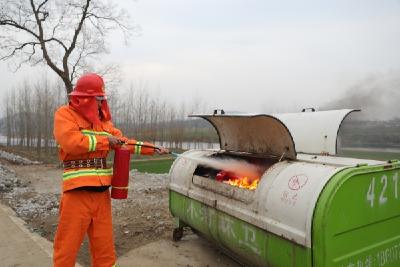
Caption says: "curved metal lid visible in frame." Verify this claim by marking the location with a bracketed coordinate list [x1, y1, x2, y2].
[274, 109, 358, 155]
[189, 114, 297, 160]
[191, 109, 359, 158]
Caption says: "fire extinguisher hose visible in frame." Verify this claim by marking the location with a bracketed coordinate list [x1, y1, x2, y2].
[123, 141, 180, 157]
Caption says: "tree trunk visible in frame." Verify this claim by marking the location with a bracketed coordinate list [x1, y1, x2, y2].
[6, 98, 11, 147]
[63, 78, 73, 94]
[36, 89, 42, 156]
[44, 89, 49, 154]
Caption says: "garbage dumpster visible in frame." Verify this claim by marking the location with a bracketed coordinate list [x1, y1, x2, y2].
[169, 109, 400, 267]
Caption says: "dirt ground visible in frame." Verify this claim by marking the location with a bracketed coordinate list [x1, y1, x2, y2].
[0, 146, 242, 267]
[0, 159, 176, 266]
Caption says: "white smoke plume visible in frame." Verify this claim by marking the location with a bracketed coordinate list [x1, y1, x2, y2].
[182, 153, 263, 181]
[321, 74, 400, 121]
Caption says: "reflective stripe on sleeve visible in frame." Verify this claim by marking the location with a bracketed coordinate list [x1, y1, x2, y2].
[63, 168, 113, 181]
[81, 129, 112, 136]
[92, 135, 97, 152]
[83, 130, 102, 152]
[88, 135, 96, 152]
[136, 141, 143, 155]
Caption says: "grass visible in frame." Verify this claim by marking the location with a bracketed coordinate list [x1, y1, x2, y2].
[339, 149, 400, 161]
[130, 158, 175, 173]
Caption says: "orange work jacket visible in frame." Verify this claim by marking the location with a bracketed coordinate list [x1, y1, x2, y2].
[54, 105, 155, 192]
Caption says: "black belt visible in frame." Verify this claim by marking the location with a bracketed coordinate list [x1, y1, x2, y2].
[63, 158, 107, 169]
[73, 186, 110, 192]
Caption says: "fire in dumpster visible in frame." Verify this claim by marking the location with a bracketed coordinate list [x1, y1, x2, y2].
[216, 171, 260, 190]
[224, 177, 259, 190]
[185, 152, 265, 190]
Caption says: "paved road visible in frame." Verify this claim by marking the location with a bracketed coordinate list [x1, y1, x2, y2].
[0, 203, 53, 267]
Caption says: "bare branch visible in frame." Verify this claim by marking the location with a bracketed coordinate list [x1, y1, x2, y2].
[86, 13, 130, 31]
[43, 37, 67, 51]
[70, 45, 85, 82]
[0, 19, 39, 38]
[51, 13, 65, 37]
[37, 0, 50, 12]
[14, 42, 38, 71]
[0, 41, 38, 60]
[29, 0, 63, 77]
[66, 0, 90, 56]
[0, 0, 134, 94]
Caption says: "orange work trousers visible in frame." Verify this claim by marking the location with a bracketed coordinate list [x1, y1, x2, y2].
[53, 189, 116, 267]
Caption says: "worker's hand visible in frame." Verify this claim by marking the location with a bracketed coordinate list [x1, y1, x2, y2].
[155, 147, 169, 155]
[119, 137, 129, 143]
[108, 136, 122, 148]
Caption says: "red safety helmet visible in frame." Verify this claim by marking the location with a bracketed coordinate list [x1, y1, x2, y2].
[69, 73, 106, 97]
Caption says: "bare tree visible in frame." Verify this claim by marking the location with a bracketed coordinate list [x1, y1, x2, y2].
[4, 94, 12, 146]
[0, 0, 132, 94]
[34, 82, 43, 153]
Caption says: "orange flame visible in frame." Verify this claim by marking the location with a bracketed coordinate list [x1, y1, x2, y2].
[223, 176, 259, 190]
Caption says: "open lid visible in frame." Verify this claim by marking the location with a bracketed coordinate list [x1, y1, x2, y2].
[274, 109, 359, 155]
[189, 114, 297, 160]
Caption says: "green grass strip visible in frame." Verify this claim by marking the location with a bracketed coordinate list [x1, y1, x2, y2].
[130, 158, 174, 174]
[340, 149, 400, 161]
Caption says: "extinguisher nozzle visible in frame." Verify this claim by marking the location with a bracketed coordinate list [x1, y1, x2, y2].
[170, 152, 180, 158]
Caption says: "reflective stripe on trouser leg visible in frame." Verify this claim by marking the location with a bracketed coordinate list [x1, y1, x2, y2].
[87, 190, 117, 266]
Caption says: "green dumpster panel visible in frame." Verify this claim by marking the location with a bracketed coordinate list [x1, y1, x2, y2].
[170, 190, 311, 267]
[313, 163, 400, 267]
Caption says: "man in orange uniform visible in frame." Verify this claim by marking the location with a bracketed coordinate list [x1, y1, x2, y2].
[53, 73, 168, 267]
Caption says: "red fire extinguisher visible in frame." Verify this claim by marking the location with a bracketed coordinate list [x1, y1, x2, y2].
[111, 146, 131, 199]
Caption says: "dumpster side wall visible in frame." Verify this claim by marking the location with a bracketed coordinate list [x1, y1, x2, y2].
[170, 190, 312, 267]
[313, 163, 400, 267]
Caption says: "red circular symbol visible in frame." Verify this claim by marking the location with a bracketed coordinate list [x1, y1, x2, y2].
[288, 174, 308, 191]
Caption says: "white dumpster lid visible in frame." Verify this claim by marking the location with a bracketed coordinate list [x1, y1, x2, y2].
[191, 109, 358, 158]
[274, 109, 358, 155]
[189, 114, 297, 160]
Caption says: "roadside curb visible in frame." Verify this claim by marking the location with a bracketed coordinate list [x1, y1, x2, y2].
[0, 203, 54, 257]
[0, 203, 84, 267]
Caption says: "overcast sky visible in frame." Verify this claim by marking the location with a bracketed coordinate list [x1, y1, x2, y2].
[1, 0, 400, 116]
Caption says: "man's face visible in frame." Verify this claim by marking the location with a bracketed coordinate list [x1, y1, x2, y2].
[95, 96, 106, 108]
[96, 99, 102, 108]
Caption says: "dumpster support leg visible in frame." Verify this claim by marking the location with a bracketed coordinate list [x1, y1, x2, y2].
[172, 217, 185, 241]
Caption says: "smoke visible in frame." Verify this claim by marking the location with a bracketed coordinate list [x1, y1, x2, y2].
[321, 74, 400, 121]
[182, 153, 263, 180]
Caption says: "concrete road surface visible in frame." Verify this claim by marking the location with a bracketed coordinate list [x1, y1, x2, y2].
[0, 203, 53, 267]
